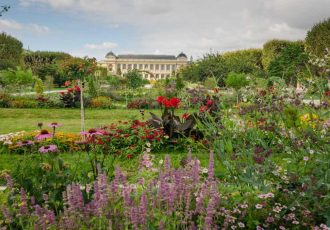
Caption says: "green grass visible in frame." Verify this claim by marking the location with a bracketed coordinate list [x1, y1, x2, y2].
[0, 108, 168, 134]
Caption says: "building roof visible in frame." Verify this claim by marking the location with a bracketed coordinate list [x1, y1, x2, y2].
[177, 52, 187, 58]
[105, 51, 116, 57]
[117, 54, 177, 60]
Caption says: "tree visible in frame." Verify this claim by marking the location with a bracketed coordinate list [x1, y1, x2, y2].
[0, 33, 23, 70]
[225, 72, 249, 103]
[268, 42, 308, 86]
[306, 18, 330, 57]
[0, 5, 10, 17]
[125, 69, 144, 89]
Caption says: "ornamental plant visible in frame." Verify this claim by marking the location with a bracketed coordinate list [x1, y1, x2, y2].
[149, 96, 197, 139]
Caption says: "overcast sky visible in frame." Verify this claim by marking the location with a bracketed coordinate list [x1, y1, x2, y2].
[0, 0, 329, 60]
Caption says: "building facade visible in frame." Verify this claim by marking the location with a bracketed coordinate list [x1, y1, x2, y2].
[98, 52, 188, 80]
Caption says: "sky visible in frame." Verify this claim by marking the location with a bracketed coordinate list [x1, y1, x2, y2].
[0, 0, 329, 60]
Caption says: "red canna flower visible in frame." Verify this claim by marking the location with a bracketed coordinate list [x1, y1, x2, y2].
[169, 97, 180, 109]
[156, 96, 166, 104]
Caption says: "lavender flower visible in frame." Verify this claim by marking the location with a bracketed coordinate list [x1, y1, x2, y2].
[39, 144, 58, 153]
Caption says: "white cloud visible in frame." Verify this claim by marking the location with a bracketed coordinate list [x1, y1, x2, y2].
[0, 19, 23, 30]
[18, 0, 330, 58]
[84, 42, 118, 50]
[0, 19, 50, 34]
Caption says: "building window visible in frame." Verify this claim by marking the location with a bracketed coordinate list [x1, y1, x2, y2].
[161, 74, 164, 79]
[161, 64, 165, 71]
[172, 65, 176, 71]
[155, 64, 159, 70]
[156, 74, 159, 79]
[166, 74, 170, 78]
[128, 64, 132, 70]
[145, 74, 149, 79]
[139, 64, 143, 69]
[117, 64, 121, 69]
[108, 64, 113, 71]
[122, 64, 126, 69]
[144, 64, 148, 69]
[133, 64, 137, 69]
[166, 64, 170, 71]
[150, 64, 154, 70]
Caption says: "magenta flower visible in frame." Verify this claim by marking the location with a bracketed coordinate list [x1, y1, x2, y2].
[39, 145, 57, 153]
[17, 140, 34, 146]
[35, 130, 52, 140]
[80, 128, 103, 136]
[48, 122, 62, 128]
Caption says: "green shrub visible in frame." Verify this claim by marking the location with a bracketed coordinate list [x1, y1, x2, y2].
[204, 77, 218, 89]
[90, 96, 112, 108]
[225, 72, 249, 90]
[306, 18, 330, 57]
[268, 41, 308, 85]
[125, 69, 144, 89]
[34, 78, 45, 95]
[0, 33, 23, 70]
[262, 39, 299, 71]
[9, 98, 38, 108]
[222, 48, 264, 76]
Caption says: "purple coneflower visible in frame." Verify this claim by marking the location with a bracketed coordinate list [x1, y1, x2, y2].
[39, 144, 57, 153]
[48, 122, 61, 128]
[80, 128, 103, 136]
[17, 140, 34, 147]
[35, 130, 52, 140]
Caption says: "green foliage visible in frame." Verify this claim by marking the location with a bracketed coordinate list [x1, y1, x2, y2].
[222, 49, 264, 76]
[268, 41, 308, 85]
[225, 72, 249, 90]
[0, 67, 36, 92]
[306, 18, 330, 57]
[44, 75, 54, 90]
[34, 78, 45, 95]
[180, 53, 228, 86]
[87, 76, 98, 98]
[204, 77, 218, 89]
[262, 39, 299, 71]
[125, 69, 144, 89]
[90, 96, 112, 108]
[0, 33, 23, 70]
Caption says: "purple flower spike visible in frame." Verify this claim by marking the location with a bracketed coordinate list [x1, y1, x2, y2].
[39, 144, 58, 153]
[35, 130, 52, 140]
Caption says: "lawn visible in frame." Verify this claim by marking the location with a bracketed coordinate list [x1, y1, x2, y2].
[0, 108, 184, 134]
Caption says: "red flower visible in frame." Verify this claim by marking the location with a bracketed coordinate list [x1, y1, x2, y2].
[324, 91, 330, 97]
[67, 88, 74, 93]
[59, 92, 64, 95]
[127, 154, 132, 159]
[64, 81, 71, 87]
[74, 85, 81, 92]
[124, 134, 130, 138]
[169, 97, 180, 109]
[156, 96, 166, 104]
[206, 100, 213, 106]
[182, 113, 190, 120]
[200, 105, 208, 113]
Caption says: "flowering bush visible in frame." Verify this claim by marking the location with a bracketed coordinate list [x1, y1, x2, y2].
[1, 151, 329, 229]
[90, 96, 112, 109]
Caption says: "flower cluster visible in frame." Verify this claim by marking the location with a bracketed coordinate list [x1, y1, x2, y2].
[156, 96, 181, 109]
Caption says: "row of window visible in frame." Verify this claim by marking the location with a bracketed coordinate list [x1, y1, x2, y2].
[116, 63, 176, 71]
[143, 73, 171, 79]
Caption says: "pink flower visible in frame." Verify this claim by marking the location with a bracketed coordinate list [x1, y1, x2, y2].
[39, 144, 57, 153]
[303, 156, 309, 161]
[80, 128, 103, 136]
[48, 122, 62, 128]
[255, 204, 263, 209]
[17, 140, 34, 147]
[35, 130, 52, 140]
[266, 216, 274, 223]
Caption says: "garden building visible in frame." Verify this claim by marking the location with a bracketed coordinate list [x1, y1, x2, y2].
[99, 51, 188, 80]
